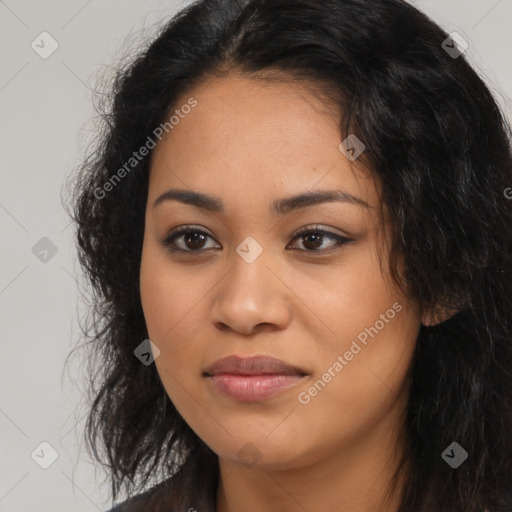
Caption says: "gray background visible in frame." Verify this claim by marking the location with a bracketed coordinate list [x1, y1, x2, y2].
[1, 1, 511, 510]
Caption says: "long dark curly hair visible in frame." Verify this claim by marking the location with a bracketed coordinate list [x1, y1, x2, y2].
[64, 0, 512, 510]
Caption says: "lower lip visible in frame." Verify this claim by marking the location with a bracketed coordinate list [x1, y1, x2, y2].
[207, 374, 305, 401]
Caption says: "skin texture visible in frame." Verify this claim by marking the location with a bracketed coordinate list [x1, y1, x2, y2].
[139, 74, 431, 512]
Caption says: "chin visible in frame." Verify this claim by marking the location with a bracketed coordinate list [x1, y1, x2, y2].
[207, 432, 320, 471]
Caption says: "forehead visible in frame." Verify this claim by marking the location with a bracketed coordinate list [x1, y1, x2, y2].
[148, 74, 379, 214]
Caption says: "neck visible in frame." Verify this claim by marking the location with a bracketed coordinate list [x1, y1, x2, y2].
[215, 399, 409, 512]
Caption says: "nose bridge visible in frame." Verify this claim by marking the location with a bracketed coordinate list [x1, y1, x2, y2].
[226, 234, 274, 303]
[210, 234, 290, 334]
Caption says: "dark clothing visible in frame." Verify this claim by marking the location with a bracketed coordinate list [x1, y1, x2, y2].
[105, 457, 218, 512]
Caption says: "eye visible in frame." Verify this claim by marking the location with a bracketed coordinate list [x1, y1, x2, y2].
[161, 224, 353, 254]
[287, 225, 353, 253]
[162, 225, 220, 253]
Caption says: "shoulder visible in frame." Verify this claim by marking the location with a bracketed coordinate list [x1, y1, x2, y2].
[104, 458, 218, 512]
[104, 477, 177, 512]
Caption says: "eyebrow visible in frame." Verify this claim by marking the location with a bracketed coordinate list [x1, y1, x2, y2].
[152, 188, 370, 215]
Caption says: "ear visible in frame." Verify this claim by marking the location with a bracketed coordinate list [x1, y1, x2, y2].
[421, 305, 459, 327]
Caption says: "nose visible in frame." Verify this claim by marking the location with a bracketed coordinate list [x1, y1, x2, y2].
[209, 246, 292, 336]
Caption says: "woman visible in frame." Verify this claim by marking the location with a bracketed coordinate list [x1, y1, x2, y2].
[66, 0, 512, 510]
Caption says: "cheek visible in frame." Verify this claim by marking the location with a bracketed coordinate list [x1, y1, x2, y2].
[140, 260, 171, 342]
[307, 243, 402, 342]
[296, 243, 421, 424]
[139, 245, 211, 393]
[140, 251, 204, 415]
[293, 302, 420, 454]
[318, 257, 420, 397]
[140, 244, 201, 342]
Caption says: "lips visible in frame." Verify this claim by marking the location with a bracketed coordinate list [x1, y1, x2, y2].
[204, 354, 307, 377]
[204, 355, 308, 402]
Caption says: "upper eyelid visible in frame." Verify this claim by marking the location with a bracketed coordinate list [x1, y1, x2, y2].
[163, 225, 350, 248]
[290, 224, 349, 240]
[165, 224, 347, 239]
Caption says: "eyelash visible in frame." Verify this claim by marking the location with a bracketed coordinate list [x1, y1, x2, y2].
[161, 225, 352, 255]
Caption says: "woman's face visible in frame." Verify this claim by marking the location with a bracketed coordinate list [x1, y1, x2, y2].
[140, 74, 423, 470]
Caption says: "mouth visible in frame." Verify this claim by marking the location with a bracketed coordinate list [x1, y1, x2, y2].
[203, 355, 308, 402]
